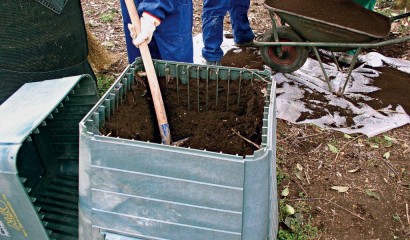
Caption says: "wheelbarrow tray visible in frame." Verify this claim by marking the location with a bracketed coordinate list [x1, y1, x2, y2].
[265, 0, 391, 47]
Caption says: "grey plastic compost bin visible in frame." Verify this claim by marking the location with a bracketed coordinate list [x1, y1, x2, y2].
[0, 75, 99, 239]
[79, 58, 278, 240]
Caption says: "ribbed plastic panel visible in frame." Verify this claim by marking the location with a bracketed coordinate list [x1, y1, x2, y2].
[0, 75, 99, 240]
[26, 78, 98, 239]
[33, 175, 79, 240]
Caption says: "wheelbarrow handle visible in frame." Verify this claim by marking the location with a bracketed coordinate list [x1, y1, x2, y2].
[390, 12, 410, 22]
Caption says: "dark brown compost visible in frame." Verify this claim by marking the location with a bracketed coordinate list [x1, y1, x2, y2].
[101, 76, 267, 157]
[264, 0, 391, 37]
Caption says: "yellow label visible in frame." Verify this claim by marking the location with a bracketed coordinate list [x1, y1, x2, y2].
[0, 194, 28, 237]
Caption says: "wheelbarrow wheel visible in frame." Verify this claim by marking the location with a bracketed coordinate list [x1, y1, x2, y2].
[260, 27, 308, 73]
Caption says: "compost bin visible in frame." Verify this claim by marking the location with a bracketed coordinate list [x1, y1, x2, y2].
[79, 58, 279, 240]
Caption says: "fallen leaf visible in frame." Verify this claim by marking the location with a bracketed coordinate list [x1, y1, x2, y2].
[331, 186, 349, 193]
[365, 189, 380, 200]
[282, 187, 289, 197]
[295, 172, 303, 181]
[284, 217, 296, 231]
[383, 151, 390, 160]
[327, 144, 339, 153]
[348, 167, 360, 173]
[370, 144, 379, 149]
[344, 134, 353, 139]
[383, 135, 396, 142]
[285, 204, 295, 215]
[101, 41, 115, 47]
[296, 163, 303, 171]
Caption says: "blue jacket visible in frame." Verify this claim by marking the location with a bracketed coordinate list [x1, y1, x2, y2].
[120, 0, 193, 63]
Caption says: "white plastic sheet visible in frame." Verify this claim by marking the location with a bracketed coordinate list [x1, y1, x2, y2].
[193, 34, 410, 137]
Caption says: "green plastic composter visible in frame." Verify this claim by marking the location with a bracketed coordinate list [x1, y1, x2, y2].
[0, 75, 99, 240]
[79, 58, 279, 240]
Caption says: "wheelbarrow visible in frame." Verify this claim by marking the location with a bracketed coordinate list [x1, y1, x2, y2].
[254, 0, 410, 95]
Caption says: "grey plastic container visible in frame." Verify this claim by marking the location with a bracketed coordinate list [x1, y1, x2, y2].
[0, 75, 99, 240]
[79, 58, 278, 240]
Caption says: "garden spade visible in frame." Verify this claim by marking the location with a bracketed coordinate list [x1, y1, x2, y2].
[124, 0, 172, 145]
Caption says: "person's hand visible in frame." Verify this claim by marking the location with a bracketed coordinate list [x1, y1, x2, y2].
[128, 23, 138, 39]
[132, 12, 160, 47]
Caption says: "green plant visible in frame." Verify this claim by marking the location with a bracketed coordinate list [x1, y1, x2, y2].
[97, 75, 115, 95]
[278, 219, 318, 240]
[277, 167, 289, 185]
[392, 213, 401, 222]
[298, 191, 307, 198]
[278, 200, 318, 240]
[367, 135, 395, 148]
[100, 10, 116, 22]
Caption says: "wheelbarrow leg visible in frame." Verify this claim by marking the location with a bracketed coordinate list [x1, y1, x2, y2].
[330, 52, 342, 72]
[269, 10, 282, 57]
[268, 10, 279, 41]
[339, 47, 362, 95]
[312, 47, 333, 92]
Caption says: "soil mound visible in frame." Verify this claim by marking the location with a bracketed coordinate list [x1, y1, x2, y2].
[367, 67, 410, 114]
[264, 0, 390, 37]
[222, 46, 265, 70]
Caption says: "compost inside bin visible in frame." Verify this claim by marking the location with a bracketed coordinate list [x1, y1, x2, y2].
[264, 0, 391, 37]
[101, 76, 267, 156]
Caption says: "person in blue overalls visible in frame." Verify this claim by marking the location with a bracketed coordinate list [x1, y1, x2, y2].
[202, 0, 255, 65]
[120, 0, 193, 64]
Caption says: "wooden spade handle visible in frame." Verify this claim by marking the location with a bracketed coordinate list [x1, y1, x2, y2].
[124, 0, 171, 144]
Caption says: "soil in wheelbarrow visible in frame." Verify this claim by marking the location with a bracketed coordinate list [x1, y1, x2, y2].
[265, 0, 391, 37]
[100, 76, 267, 157]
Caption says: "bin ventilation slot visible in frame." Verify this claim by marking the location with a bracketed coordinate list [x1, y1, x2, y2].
[149, 61, 262, 113]
[33, 174, 79, 240]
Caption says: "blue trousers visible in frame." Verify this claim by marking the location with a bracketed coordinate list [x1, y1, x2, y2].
[120, 0, 194, 64]
[202, 0, 254, 61]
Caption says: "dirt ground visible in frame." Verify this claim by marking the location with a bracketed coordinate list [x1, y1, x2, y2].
[81, 0, 410, 239]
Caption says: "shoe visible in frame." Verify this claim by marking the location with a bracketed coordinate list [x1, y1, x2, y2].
[338, 52, 354, 65]
[206, 61, 221, 66]
[235, 40, 255, 47]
